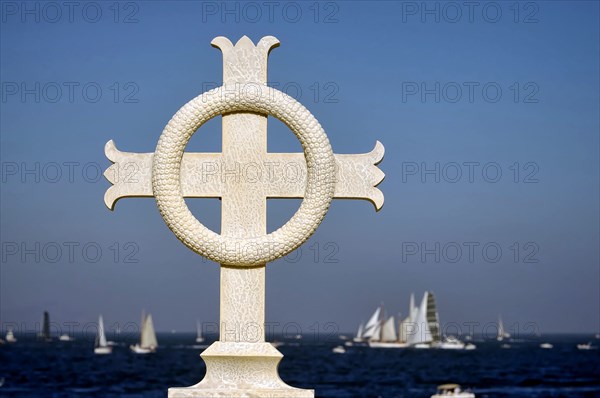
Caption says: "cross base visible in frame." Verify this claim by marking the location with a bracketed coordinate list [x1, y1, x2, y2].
[168, 342, 314, 398]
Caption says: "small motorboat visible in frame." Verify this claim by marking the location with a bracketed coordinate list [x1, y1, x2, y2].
[577, 342, 596, 350]
[414, 343, 431, 349]
[437, 336, 465, 350]
[332, 345, 346, 354]
[464, 343, 476, 350]
[501, 343, 511, 349]
[540, 343, 553, 349]
[59, 334, 73, 342]
[431, 384, 475, 398]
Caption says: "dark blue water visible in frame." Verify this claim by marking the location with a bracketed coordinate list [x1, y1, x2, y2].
[1, 334, 599, 397]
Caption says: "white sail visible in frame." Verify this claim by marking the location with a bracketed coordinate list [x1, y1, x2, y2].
[408, 292, 433, 345]
[362, 307, 381, 338]
[381, 316, 397, 342]
[400, 294, 418, 344]
[369, 322, 381, 342]
[426, 292, 441, 342]
[98, 315, 107, 347]
[356, 322, 364, 339]
[497, 315, 510, 340]
[409, 293, 417, 322]
[141, 314, 158, 348]
[398, 315, 412, 343]
[94, 314, 113, 354]
[365, 307, 381, 330]
[408, 297, 427, 345]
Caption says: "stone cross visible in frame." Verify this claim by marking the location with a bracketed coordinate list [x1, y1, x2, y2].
[104, 36, 384, 397]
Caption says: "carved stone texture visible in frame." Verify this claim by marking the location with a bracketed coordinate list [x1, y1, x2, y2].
[152, 85, 336, 267]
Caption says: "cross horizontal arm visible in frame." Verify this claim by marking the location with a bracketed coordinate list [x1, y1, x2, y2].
[264, 141, 385, 209]
[103, 140, 385, 210]
[103, 140, 222, 209]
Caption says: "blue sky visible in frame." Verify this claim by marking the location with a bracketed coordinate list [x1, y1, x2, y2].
[1, 1, 598, 336]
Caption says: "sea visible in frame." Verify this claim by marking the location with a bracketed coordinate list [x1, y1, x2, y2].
[0, 334, 599, 398]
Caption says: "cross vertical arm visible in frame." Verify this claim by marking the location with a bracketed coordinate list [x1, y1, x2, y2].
[214, 36, 280, 343]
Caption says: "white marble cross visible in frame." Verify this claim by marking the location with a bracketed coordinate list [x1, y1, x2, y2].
[104, 35, 384, 397]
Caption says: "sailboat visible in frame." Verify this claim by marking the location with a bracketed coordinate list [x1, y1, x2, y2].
[38, 311, 52, 342]
[5, 328, 17, 343]
[94, 315, 112, 355]
[409, 291, 466, 349]
[437, 335, 466, 350]
[408, 291, 441, 348]
[420, 292, 467, 350]
[352, 322, 365, 343]
[431, 384, 476, 398]
[497, 315, 511, 341]
[195, 320, 204, 343]
[59, 334, 73, 341]
[576, 342, 596, 350]
[130, 312, 158, 354]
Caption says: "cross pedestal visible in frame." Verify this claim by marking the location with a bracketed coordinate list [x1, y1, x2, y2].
[104, 36, 384, 397]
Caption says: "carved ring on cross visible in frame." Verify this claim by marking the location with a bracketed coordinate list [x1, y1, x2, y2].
[152, 85, 336, 267]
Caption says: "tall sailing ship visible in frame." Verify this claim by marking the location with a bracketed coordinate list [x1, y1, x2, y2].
[363, 296, 417, 349]
[354, 291, 471, 349]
